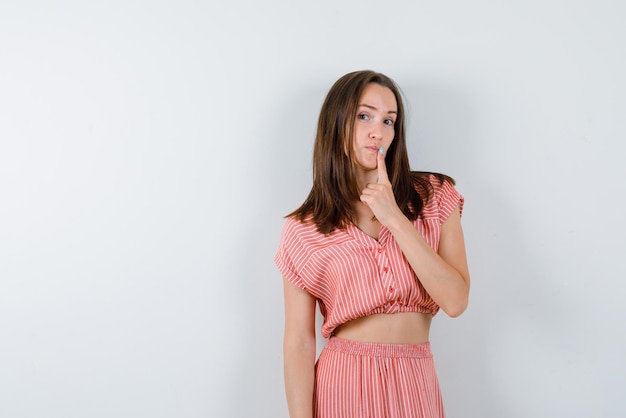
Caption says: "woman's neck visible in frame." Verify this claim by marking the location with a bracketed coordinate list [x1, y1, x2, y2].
[355, 167, 378, 191]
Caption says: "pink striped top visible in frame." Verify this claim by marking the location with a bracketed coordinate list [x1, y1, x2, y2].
[275, 175, 464, 338]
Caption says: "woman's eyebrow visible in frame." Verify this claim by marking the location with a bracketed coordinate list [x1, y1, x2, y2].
[358, 103, 397, 114]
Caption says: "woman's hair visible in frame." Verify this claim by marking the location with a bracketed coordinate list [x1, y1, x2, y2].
[289, 70, 453, 234]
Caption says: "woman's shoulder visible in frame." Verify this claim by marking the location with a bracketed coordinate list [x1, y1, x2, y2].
[279, 215, 352, 260]
[412, 171, 456, 188]
[281, 214, 317, 237]
[410, 171, 454, 200]
[280, 214, 339, 241]
[282, 212, 350, 236]
[411, 171, 463, 220]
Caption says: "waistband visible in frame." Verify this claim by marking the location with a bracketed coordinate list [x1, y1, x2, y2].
[325, 336, 432, 359]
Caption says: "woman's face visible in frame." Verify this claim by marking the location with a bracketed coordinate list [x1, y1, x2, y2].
[351, 83, 397, 173]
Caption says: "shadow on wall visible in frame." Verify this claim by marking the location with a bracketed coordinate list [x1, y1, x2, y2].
[402, 81, 474, 177]
[231, 81, 328, 417]
[461, 183, 576, 417]
[401, 82, 573, 417]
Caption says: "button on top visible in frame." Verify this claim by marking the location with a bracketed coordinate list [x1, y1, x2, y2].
[382, 267, 389, 273]
[377, 247, 383, 253]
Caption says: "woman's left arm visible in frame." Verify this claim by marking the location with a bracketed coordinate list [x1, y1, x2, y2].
[360, 152, 470, 317]
[386, 206, 470, 317]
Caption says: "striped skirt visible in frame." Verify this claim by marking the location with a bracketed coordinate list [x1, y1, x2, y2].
[314, 337, 445, 418]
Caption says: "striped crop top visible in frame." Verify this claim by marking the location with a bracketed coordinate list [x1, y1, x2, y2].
[275, 175, 464, 339]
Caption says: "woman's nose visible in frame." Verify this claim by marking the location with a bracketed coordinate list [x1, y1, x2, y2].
[369, 126, 382, 139]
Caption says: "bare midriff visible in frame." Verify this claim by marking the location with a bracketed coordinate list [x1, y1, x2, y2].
[332, 311, 432, 344]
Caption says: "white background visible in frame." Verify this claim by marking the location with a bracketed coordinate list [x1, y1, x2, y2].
[1, 1, 625, 417]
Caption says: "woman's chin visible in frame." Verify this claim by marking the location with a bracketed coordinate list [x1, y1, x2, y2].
[355, 157, 377, 170]
[355, 164, 378, 176]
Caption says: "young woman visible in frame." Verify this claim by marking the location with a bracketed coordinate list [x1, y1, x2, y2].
[275, 70, 470, 418]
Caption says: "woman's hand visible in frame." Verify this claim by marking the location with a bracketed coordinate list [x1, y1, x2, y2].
[359, 149, 403, 227]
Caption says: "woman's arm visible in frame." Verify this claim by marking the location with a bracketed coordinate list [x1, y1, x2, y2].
[386, 206, 470, 317]
[282, 278, 317, 418]
[360, 152, 470, 317]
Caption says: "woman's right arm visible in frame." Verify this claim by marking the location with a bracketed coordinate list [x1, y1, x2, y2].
[282, 278, 317, 418]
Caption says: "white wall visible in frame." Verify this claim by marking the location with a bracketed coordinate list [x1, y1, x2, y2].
[1, 1, 624, 417]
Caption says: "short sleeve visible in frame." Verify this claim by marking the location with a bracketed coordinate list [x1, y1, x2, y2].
[274, 218, 308, 291]
[435, 177, 464, 224]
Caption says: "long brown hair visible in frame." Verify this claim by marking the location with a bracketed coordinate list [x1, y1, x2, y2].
[289, 70, 452, 233]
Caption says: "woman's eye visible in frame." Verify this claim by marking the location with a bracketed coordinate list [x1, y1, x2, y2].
[384, 119, 395, 126]
[357, 113, 369, 121]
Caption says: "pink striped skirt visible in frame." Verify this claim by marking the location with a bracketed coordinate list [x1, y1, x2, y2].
[314, 337, 445, 418]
